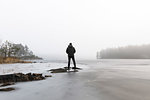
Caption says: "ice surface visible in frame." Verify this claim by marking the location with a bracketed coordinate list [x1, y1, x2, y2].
[1, 59, 150, 100]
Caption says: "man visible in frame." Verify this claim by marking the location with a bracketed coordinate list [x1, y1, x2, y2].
[66, 43, 76, 70]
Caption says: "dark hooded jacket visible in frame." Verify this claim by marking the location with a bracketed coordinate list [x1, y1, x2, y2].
[66, 45, 76, 56]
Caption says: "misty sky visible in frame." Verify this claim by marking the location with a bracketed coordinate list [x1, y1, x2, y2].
[0, 0, 150, 60]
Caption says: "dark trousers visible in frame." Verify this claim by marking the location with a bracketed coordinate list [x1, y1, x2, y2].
[68, 56, 76, 69]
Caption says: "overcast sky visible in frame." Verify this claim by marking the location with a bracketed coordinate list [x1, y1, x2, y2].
[0, 0, 150, 60]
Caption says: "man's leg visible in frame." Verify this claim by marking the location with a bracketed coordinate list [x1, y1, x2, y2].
[68, 56, 71, 70]
[72, 56, 76, 68]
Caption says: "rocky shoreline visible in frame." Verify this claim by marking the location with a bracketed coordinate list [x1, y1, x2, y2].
[48, 67, 82, 73]
[0, 73, 45, 83]
[0, 67, 81, 92]
[0, 73, 49, 92]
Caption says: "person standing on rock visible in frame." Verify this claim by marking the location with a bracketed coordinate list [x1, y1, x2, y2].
[66, 43, 76, 70]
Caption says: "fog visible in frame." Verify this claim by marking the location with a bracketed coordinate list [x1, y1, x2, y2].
[99, 44, 150, 59]
[1, 0, 150, 60]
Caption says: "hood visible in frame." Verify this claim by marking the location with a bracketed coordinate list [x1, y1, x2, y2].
[68, 45, 73, 48]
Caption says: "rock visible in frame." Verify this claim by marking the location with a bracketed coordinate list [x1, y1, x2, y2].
[0, 73, 45, 84]
[49, 67, 82, 73]
[64, 67, 68, 70]
[45, 75, 52, 77]
[68, 70, 79, 72]
[0, 87, 15, 92]
[72, 67, 82, 70]
[50, 68, 67, 73]
[33, 73, 42, 76]
[32, 73, 44, 80]
[64, 67, 82, 70]
[0, 82, 15, 87]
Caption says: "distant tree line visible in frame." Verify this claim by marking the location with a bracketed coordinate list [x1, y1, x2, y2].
[97, 44, 150, 59]
[0, 40, 42, 59]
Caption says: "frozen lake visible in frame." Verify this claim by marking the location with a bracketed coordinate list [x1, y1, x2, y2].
[1, 59, 150, 100]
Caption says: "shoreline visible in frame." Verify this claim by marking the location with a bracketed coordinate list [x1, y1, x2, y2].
[0, 57, 33, 64]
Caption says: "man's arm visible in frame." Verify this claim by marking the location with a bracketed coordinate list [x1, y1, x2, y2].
[74, 47, 76, 53]
[66, 48, 68, 54]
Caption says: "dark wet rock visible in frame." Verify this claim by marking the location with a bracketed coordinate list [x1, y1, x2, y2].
[64, 67, 82, 70]
[49, 67, 82, 73]
[72, 67, 82, 70]
[50, 68, 68, 73]
[64, 67, 69, 70]
[0, 82, 15, 87]
[32, 73, 44, 80]
[68, 70, 79, 72]
[0, 87, 15, 92]
[0, 73, 45, 83]
[45, 75, 52, 77]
